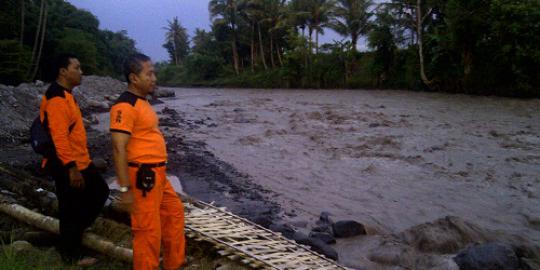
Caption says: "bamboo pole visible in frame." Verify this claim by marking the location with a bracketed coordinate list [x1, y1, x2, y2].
[0, 195, 133, 262]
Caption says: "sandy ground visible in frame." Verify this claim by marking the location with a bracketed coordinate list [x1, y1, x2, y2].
[154, 88, 540, 241]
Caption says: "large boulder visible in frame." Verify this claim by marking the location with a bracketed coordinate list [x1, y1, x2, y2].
[453, 242, 520, 270]
[368, 239, 416, 266]
[400, 216, 490, 253]
[333, 220, 367, 238]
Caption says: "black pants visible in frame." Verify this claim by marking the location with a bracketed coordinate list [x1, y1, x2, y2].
[46, 158, 110, 261]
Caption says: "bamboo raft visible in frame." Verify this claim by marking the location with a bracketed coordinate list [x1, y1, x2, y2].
[184, 199, 349, 270]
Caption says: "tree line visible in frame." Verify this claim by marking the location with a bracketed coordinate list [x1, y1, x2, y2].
[1, 0, 538, 97]
[0, 0, 138, 85]
[158, 0, 540, 97]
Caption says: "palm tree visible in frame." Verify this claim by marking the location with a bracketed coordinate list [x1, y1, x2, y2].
[259, 0, 288, 68]
[288, 0, 310, 37]
[306, 0, 336, 54]
[330, 0, 372, 52]
[238, 0, 268, 70]
[209, 0, 241, 74]
[163, 17, 189, 65]
[237, 0, 257, 71]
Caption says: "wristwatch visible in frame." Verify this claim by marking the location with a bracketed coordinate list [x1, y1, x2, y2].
[119, 186, 130, 193]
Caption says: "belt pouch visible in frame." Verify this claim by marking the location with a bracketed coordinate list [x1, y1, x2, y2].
[136, 166, 155, 197]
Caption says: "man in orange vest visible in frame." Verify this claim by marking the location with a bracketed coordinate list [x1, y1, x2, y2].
[40, 53, 110, 266]
[110, 53, 185, 270]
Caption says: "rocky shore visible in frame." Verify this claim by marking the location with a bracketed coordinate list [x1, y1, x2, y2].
[0, 76, 539, 269]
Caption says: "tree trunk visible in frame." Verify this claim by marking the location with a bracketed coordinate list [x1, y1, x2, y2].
[232, 39, 240, 75]
[344, 49, 349, 83]
[173, 37, 178, 65]
[0, 195, 133, 262]
[20, 0, 25, 45]
[30, 0, 48, 81]
[351, 33, 358, 53]
[308, 27, 313, 54]
[173, 40, 178, 66]
[230, 0, 240, 75]
[416, 0, 432, 86]
[276, 41, 283, 67]
[462, 49, 472, 76]
[315, 30, 319, 54]
[257, 23, 268, 70]
[270, 35, 275, 69]
[250, 22, 255, 72]
[231, 24, 240, 75]
[28, 0, 45, 78]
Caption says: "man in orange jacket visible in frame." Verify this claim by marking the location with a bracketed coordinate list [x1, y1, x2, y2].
[40, 54, 110, 265]
[110, 53, 185, 270]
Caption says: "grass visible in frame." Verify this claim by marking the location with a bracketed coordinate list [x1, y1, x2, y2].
[0, 244, 130, 270]
[0, 235, 243, 270]
[0, 214, 129, 270]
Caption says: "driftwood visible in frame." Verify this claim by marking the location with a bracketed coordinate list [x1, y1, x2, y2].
[0, 193, 133, 262]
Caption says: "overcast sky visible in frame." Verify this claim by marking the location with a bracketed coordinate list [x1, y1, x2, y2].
[68, 0, 354, 62]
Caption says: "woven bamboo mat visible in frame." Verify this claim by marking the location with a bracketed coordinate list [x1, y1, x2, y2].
[184, 200, 349, 270]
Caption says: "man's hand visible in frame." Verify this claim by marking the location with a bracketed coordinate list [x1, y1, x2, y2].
[119, 191, 134, 213]
[69, 166, 84, 189]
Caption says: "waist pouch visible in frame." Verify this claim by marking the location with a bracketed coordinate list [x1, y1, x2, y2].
[136, 166, 155, 197]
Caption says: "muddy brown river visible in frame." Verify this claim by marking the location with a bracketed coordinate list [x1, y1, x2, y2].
[96, 87, 540, 268]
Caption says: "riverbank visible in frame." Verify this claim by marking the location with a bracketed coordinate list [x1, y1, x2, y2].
[0, 76, 282, 269]
[1, 77, 539, 269]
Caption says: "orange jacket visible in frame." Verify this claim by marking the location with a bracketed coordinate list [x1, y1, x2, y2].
[39, 82, 91, 170]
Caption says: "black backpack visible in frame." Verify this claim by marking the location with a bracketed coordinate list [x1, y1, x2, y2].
[30, 114, 55, 157]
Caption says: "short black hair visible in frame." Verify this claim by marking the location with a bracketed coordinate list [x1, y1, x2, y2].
[54, 53, 78, 78]
[123, 53, 151, 83]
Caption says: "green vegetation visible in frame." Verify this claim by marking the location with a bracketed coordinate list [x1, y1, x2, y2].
[0, 245, 129, 270]
[1, 0, 538, 97]
[0, 0, 138, 85]
[0, 237, 232, 270]
[157, 0, 540, 97]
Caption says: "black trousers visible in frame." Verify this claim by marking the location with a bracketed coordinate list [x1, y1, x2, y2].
[46, 158, 110, 261]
